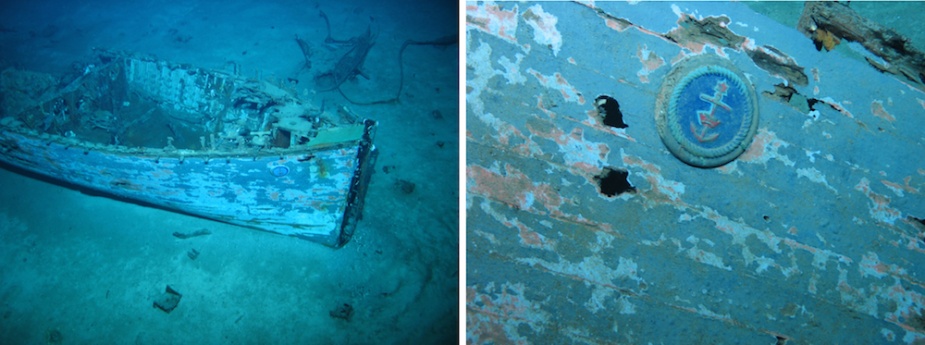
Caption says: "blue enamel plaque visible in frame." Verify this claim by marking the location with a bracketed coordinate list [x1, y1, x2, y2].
[655, 56, 759, 168]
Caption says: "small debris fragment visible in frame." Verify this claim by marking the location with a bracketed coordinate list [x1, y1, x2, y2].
[172, 229, 211, 239]
[665, 14, 745, 51]
[187, 248, 200, 260]
[153, 285, 182, 313]
[745, 45, 809, 86]
[797, 1, 925, 91]
[329, 303, 354, 321]
[46, 329, 63, 344]
[396, 179, 415, 194]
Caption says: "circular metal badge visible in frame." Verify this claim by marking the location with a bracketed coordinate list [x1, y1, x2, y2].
[655, 56, 758, 168]
[270, 165, 290, 177]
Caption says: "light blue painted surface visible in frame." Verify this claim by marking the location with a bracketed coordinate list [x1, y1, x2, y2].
[467, 2, 925, 343]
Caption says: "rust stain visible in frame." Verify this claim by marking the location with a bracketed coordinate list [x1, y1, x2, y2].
[526, 68, 585, 104]
[472, 111, 541, 156]
[467, 283, 551, 345]
[871, 100, 896, 122]
[880, 176, 919, 196]
[621, 150, 685, 205]
[605, 17, 631, 32]
[636, 44, 665, 83]
[817, 97, 855, 118]
[466, 2, 519, 45]
[739, 128, 795, 167]
[854, 177, 902, 225]
[467, 163, 563, 216]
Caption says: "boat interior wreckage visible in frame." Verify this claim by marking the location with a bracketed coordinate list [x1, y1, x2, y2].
[0, 49, 377, 247]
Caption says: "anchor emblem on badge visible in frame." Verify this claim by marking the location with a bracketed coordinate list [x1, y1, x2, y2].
[655, 56, 759, 168]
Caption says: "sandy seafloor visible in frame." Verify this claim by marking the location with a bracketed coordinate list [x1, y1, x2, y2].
[0, 0, 459, 343]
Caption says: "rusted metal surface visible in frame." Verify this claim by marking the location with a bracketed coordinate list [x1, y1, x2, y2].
[0, 51, 377, 247]
[466, 1, 924, 343]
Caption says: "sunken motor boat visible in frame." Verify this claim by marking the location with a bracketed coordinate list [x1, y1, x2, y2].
[0, 50, 377, 247]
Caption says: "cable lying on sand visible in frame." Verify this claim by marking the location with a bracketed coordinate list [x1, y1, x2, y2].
[336, 35, 458, 105]
[301, 10, 458, 105]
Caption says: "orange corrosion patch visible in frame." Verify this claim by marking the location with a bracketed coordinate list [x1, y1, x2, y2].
[818, 97, 854, 118]
[466, 2, 519, 44]
[871, 100, 896, 122]
[525, 122, 610, 177]
[467, 164, 563, 216]
[467, 282, 549, 344]
[636, 44, 665, 83]
[567, 57, 576, 65]
[526, 68, 586, 105]
[605, 17, 631, 31]
[854, 177, 901, 225]
[535, 95, 557, 118]
[880, 176, 919, 196]
[622, 152, 685, 204]
[517, 222, 541, 246]
[268, 191, 280, 201]
[739, 128, 794, 166]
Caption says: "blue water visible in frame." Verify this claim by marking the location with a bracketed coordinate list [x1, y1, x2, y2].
[0, 0, 458, 343]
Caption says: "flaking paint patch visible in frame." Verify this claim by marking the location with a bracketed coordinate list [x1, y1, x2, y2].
[516, 255, 647, 293]
[522, 5, 563, 56]
[468, 163, 617, 235]
[527, 124, 609, 176]
[467, 163, 563, 216]
[467, 282, 551, 345]
[526, 68, 586, 104]
[498, 53, 527, 84]
[701, 206, 781, 253]
[466, 2, 519, 45]
[683, 235, 732, 270]
[858, 252, 897, 279]
[871, 100, 897, 122]
[636, 44, 665, 83]
[583, 109, 636, 142]
[817, 97, 855, 118]
[620, 149, 685, 205]
[854, 177, 902, 225]
[474, 111, 543, 156]
[467, 40, 495, 116]
[881, 176, 919, 197]
[478, 198, 556, 251]
[796, 167, 838, 194]
[739, 128, 795, 167]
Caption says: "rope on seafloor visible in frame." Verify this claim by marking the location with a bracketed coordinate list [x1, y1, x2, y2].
[337, 34, 458, 106]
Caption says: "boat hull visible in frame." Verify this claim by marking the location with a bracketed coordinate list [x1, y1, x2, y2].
[0, 121, 376, 247]
[0, 50, 377, 247]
